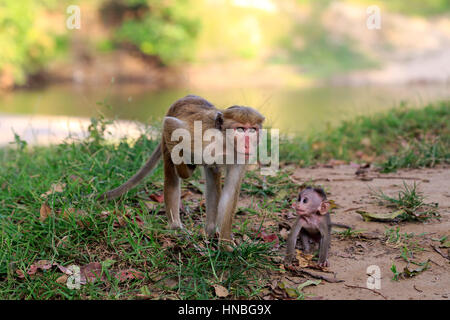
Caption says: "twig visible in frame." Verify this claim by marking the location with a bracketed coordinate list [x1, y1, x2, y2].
[344, 207, 363, 212]
[373, 175, 429, 181]
[290, 268, 344, 283]
[431, 245, 450, 260]
[344, 284, 387, 299]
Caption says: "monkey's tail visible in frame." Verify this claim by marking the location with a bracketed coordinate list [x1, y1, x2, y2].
[97, 142, 162, 201]
[331, 223, 352, 229]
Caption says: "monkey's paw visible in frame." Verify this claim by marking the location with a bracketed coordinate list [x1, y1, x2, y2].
[219, 239, 236, 252]
[169, 222, 185, 230]
[284, 255, 295, 265]
[318, 260, 330, 268]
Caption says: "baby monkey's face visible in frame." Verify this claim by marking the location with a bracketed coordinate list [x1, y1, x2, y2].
[293, 188, 330, 216]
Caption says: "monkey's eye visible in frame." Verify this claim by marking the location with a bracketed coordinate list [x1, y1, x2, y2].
[303, 197, 308, 204]
[236, 127, 245, 133]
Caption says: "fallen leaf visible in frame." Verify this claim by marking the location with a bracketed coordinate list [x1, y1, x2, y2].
[402, 261, 430, 278]
[80, 262, 104, 284]
[181, 190, 194, 199]
[297, 279, 321, 291]
[278, 279, 298, 298]
[149, 193, 164, 203]
[213, 284, 229, 298]
[56, 274, 68, 284]
[296, 250, 314, 268]
[279, 228, 289, 240]
[35, 260, 53, 270]
[440, 241, 450, 248]
[143, 201, 159, 211]
[115, 269, 145, 282]
[69, 175, 83, 183]
[356, 210, 404, 222]
[256, 231, 279, 248]
[26, 265, 38, 276]
[39, 203, 53, 222]
[41, 183, 66, 198]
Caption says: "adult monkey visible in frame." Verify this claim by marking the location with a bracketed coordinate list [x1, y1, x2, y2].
[98, 95, 265, 248]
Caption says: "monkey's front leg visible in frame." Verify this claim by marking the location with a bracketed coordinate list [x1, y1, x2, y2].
[163, 151, 183, 230]
[285, 217, 303, 264]
[204, 166, 222, 237]
[318, 230, 331, 267]
[216, 164, 246, 249]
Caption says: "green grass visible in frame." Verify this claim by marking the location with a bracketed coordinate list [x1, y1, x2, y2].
[0, 119, 277, 299]
[279, 101, 450, 170]
[372, 182, 440, 221]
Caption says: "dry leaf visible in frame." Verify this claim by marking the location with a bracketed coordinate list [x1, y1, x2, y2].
[213, 284, 229, 298]
[143, 201, 159, 211]
[35, 260, 53, 270]
[280, 228, 289, 240]
[356, 210, 404, 222]
[69, 175, 83, 183]
[80, 262, 104, 284]
[296, 250, 314, 268]
[256, 231, 279, 248]
[149, 193, 164, 203]
[115, 269, 145, 282]
[39, 203, 53, 222]
[56, 274, 68, 284]
[41, 183, 66, 198]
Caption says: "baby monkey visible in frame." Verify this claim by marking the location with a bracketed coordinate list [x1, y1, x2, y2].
[285, 187, 347, 267]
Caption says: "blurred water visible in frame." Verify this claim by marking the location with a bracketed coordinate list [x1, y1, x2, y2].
[0, 84, 449, 146]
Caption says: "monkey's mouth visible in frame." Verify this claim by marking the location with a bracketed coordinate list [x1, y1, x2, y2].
[296, 209, 306, 215]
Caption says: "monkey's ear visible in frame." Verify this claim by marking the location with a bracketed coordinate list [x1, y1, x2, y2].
[215, 112, 224, 130]
[319, 201, 331, 215]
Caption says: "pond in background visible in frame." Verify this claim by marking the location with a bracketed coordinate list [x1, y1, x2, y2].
[0, 83, 449, 145]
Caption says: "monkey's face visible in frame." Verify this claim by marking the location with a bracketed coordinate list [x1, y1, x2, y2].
[223, 122, 259, 161]
[232, 123, 259, 157]
[293, 189, 330, 216]
[222, 106, 264, 162]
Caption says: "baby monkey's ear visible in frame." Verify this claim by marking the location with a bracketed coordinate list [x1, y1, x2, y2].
[318, 201, 331, 215]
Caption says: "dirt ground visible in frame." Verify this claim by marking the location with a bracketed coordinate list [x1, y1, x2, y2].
[249, 165, 450, 300]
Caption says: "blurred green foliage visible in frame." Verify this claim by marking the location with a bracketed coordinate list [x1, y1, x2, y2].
[0, 0, 62, 86]
[1, 0, 449, 87]
[112, 0, 200, 64]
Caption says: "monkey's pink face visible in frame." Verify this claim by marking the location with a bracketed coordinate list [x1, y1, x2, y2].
[293, 190, 323, 215]
[231, 123, 259, 157]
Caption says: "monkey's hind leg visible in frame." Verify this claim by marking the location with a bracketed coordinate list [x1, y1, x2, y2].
[204, 166, 222, 237]
[163, 147, 183, 230]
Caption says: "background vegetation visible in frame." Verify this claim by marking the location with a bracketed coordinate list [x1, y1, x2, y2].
[1, 0, 450, 87]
